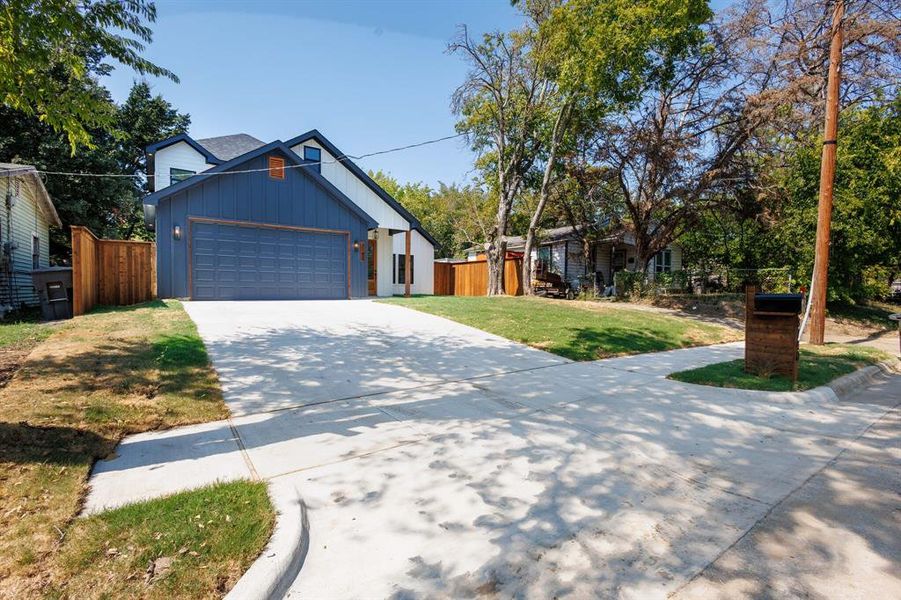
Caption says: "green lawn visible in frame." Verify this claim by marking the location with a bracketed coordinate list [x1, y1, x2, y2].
[380, 296, 740, 360]
[50, 481, 273, 599]
[0, 300, 268, 598]
[669, 344, 891, 391]
[0, 309, 53, 350]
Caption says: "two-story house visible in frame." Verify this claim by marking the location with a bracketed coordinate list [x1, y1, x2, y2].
[143, 130, 437, 300]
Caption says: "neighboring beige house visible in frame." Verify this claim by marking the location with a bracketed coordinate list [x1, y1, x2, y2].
[466, 225, 682, 291]
[0, 164, 62, 311]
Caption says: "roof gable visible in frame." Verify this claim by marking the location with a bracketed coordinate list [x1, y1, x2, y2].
[146, 133, 222, 165]
[142, 141, 377, 228]
[0, 164, 62, 227]
[285, 130, 440, 248]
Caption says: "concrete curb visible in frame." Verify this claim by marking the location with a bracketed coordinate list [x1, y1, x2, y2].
[821, 359, 900, 401]
[226, 479, 308, 600]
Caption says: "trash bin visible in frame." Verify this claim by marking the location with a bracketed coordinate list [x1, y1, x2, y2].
[31, 267, 73, 320]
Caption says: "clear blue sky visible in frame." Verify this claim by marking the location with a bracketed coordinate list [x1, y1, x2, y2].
[105, 0, 526, 188]
[106, 0, 733, 188]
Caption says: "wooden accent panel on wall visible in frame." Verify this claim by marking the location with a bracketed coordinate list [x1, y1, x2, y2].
[71, 226, 156, 315]
[744, 285, 799, 380]
[432, 258, 523, 296]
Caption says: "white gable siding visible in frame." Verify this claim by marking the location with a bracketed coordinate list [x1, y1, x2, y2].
[391, 230, 434, 295]
[0, 175, 51, 307]
[152, 141, 215, 191]
[290, 141, 409, 231]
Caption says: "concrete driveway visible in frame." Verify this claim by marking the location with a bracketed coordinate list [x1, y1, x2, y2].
[84, 300, 900, 599]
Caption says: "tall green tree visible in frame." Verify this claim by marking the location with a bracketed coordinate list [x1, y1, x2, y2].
[450, 24, 550, 293]
[517, 0, 712, 293]
[0, 81, 190, 255]
[369, 170, 494, 259]
[0, 0, 176, 151]
[771, 96, 901, 302]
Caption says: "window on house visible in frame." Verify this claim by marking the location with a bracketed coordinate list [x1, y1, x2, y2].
[303, 146, 321, 173]
[655, 249, 672, 273]
[170, 167, 195, 184]
[32, 233, 39, 269]
[269, 156, 286, 179]
[537, 246, 553, 275]
[393, 254, 414, 285]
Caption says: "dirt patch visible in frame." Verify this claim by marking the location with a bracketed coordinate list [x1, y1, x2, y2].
[0, 333, 51, 388]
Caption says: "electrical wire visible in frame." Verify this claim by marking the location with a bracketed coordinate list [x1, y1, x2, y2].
[3, 132, 468, 181]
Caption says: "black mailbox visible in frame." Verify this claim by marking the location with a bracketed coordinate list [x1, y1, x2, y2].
[754, 293, 803, 314]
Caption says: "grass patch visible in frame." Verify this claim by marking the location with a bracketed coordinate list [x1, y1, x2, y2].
[827, 300, 900, 331]
[380, 295, 740, 360]
[0, 300, 242, 598]
[0, 311, 53, 350]
[0, 309, 58, 388]
[669, 343, 891, 391]
[49, 481, 273, 599]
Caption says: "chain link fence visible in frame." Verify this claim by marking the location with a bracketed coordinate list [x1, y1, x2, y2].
[612, 267, 794, 299]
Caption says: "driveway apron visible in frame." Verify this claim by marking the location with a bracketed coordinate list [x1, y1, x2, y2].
[83, 300, 897, 599]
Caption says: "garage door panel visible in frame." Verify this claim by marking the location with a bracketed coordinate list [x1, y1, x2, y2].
[190, 221, 348, 300]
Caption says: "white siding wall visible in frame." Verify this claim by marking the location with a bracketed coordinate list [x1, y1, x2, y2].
[644, 245, 682, 281]
[0, 175, 51, 307]
[290, 141, 410, 230]
[152, 141, 215, 191]
[593, 244, 612, 286]
[391, 230, 434, 295]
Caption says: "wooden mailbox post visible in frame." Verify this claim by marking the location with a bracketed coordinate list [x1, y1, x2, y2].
[744, 286, 802, 381]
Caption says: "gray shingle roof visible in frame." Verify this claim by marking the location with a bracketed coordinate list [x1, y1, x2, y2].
[196, 133, 265, 161]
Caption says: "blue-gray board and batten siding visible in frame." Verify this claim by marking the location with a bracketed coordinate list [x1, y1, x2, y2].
[153, 149, 372, 299]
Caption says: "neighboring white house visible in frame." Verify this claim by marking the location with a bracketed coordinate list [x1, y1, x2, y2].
[0, 164, 61, 311]
[466, 225, 682, 290]
[145, 130, 437, 298]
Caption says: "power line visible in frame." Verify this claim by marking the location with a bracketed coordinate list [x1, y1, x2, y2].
[10, 131, 468, 180]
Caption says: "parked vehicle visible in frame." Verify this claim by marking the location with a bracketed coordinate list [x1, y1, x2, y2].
[532, 271, 574, 299]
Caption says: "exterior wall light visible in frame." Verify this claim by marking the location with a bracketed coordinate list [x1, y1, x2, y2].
[173, 225, 182, 240]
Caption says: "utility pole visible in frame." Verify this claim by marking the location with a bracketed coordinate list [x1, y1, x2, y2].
[808, 0, 844, 345]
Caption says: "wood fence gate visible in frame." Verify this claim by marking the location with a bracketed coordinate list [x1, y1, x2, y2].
[71, 226, 156, 315]
[434, 258, 523, 296]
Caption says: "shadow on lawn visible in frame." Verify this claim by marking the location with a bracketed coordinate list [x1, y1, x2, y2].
[0, 421, 112, 465]
[13, 331, 218, 404]
[564, 326, 686, 360]
[87, 299, 168, 315]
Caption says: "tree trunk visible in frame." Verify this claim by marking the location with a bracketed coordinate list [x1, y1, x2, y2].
[521, 229, 537, 296]
[521, 105, 569, 296]
[487, 189, 514, 295]
[582, 238, 595, 293]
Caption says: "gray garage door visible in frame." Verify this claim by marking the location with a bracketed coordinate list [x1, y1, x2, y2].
[190, 221, 347, 300]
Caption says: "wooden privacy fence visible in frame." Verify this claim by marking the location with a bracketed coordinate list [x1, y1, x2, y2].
[71, 226, 156, 315]
[434, 258, 523, 296]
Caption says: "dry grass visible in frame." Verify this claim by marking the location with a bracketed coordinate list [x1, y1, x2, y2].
[0, 300, 232, 598]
